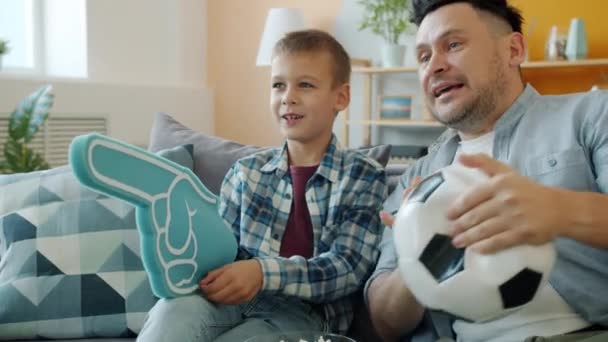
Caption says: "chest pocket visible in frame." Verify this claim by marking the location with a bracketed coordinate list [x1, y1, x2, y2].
[524, 147, 594, 190]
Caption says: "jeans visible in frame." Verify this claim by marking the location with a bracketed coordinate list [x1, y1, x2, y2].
[136, 293, 325, 342]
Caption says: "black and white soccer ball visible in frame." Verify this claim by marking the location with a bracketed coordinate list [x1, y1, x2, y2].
[393, 163, 556, 322]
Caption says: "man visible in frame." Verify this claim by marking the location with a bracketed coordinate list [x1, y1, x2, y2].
[365, 0, 608, 341]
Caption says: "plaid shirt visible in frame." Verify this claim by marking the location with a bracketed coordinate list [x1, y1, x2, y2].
[219, 135, 387, 333]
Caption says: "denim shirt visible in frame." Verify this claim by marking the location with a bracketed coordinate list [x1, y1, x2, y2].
[219, 135, 387, 333]
[366, 85, 608, 329]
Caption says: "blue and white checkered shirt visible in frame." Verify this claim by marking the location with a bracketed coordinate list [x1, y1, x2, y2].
[219, 135, 387, 333]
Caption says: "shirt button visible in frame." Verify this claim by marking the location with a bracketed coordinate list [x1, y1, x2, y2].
[273, 233, 280, 240]
[548, 159, 557, 167]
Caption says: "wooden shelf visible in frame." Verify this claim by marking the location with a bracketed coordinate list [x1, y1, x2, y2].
[521, 58, 608, 69]
[352, 58, 608, 74]
[346, 119, 444, 128]
[352, 66, 418, 74]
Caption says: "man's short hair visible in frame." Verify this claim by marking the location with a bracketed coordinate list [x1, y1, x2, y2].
[272, 29, 351, 86]
[409, 0, 523, 33]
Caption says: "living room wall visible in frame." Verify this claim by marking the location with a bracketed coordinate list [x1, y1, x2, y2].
[0, 0, 212, 147]
[208, 0, 342, 147]
[209, 0, 608, 147]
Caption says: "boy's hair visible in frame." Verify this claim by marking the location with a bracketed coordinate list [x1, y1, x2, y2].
[272, 29, 351, 86]
[409, 0, 523, 33]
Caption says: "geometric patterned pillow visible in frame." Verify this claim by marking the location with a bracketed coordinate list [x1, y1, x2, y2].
[0, 145, 193, 340]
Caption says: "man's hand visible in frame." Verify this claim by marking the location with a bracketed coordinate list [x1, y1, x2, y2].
[447, 153, 567, 254]
[199, 259, 263, 305]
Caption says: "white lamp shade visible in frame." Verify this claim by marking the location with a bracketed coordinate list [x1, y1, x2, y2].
[256, 8, 306, 66]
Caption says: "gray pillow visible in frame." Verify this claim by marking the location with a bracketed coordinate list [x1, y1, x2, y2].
[148, 112, 391, 195]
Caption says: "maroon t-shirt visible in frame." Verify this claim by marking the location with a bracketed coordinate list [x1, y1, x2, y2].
[279, 165, 318, 258]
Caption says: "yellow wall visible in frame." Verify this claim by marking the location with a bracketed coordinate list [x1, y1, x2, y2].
[208, 0, 342, 146]
[511, 0, 608, 94]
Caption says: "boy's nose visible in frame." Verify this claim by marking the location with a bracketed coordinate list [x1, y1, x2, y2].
[281, 92, 297, 105]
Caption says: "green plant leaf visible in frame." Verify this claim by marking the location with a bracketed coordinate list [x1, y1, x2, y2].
[2, 84, 53, 174]
[3, 139, 49, 173]
[357, 0, 411, 44]
[9, 84, 54, 143]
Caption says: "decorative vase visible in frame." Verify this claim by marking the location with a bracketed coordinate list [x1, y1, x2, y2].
[381, 44, 406, 67]
[544, 25, 567, 61]
[565, 18, 588, 61]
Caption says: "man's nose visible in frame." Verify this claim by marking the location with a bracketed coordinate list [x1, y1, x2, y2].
[428, 52, 448, 75]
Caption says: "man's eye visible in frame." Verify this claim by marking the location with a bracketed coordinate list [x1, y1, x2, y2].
[418, 55, 430, 63]
[448, 42, 461, 50]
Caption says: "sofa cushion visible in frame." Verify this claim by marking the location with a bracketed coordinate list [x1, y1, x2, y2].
[0, 145, 193, 340]
[148, 112, 392, 194]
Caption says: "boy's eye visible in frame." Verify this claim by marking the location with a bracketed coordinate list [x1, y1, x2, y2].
[299, 82, 314, 88]
[272, 82, 284, 89]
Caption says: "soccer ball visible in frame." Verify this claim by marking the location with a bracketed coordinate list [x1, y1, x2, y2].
[393, 163, 556, 322]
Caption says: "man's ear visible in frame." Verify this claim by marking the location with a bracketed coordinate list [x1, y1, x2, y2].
[508, 32, 526, 67]
[335, 83, 351, 113]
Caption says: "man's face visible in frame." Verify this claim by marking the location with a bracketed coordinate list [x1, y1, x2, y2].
[415, 3, 510, 133]
[270, 51, 349, 145]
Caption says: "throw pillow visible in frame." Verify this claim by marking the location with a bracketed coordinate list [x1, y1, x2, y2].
[148, 112, 392, 194]
[0, 145, 193, 340]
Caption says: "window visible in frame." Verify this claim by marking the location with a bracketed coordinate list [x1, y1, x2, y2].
[0, 0, 87, 78]
[0, 0, 35, 70]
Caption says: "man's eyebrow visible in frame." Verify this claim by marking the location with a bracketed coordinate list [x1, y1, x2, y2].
[415, 28, 466, 51]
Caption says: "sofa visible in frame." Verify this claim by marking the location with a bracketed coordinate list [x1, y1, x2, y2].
[0, 112, 410, 342]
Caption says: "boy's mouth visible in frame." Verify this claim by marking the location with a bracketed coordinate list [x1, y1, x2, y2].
[281, 113, 304, 123]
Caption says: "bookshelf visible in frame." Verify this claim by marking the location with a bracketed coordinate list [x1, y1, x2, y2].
[341, 58, 608, 146]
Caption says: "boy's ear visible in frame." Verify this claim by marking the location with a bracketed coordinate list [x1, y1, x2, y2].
[335, 83, 351, 112]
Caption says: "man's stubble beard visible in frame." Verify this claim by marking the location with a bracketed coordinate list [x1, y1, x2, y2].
[429, 53, 506, 135]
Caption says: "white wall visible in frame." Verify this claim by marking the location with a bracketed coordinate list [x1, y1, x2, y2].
[0, 77, 213, 146]
[0, 0, 212, 147]
[87, 0, 207, 86]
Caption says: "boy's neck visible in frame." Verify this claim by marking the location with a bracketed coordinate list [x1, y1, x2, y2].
[287, 136, 331, 167]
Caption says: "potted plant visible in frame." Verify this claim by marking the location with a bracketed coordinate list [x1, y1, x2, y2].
[0, 85, 54, 174]
[358, 0, 411, 67]
[0, 39, 9, 70]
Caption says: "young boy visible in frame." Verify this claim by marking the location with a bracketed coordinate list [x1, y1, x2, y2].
[137, 29, 387, 341]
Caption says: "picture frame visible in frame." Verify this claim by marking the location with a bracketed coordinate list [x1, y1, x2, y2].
[378, 95, 413, 120]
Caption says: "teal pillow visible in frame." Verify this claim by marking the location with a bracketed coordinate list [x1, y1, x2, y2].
[69, 133, 238, 298]
[0, 145, 193, 340]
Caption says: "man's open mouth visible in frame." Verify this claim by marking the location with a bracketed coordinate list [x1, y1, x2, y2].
[433, 83, 465, 98]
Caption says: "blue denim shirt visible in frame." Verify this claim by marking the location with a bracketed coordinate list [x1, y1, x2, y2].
[366, 85, 608, 329]
[220, 135, 387, 333]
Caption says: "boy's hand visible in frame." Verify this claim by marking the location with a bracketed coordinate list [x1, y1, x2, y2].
[379, 176, 422, 228]
[199, 259, 263, 305]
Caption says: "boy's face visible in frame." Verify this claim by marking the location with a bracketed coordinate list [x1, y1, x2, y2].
[270, 51, 349, 146]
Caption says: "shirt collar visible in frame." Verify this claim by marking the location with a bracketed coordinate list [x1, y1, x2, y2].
[493, 84, 540, 131]
[260, 134, 342, 183]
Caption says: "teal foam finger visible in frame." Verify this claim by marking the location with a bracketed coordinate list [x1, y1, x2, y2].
[69, 133, 238, 298]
